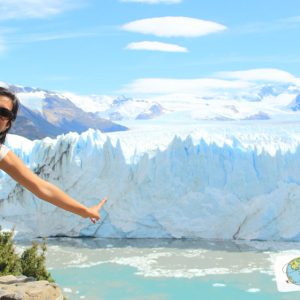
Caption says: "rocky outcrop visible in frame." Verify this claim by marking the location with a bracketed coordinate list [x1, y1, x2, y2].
[0, 275, 64, 300]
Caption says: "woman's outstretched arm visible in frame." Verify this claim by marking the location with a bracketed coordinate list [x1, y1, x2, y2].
[0, 150, 107, 223]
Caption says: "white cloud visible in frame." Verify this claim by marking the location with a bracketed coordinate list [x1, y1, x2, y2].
[119, 69, 300, 100]
[126, 41, 187, 52]
[122, 16, 226, 37]
[0, 0, 82, 20]
[121, 0, 181, 3]
[217, 68, 299, 83]
[121, 0, 182, 4]
[13, 31, 97, 44]
[121, 78, 252, 95]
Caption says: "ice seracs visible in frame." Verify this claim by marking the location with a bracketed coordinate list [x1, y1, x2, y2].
[1, 123, 300, 241]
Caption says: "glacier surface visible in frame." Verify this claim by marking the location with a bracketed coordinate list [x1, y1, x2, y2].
[1, 121, 300, 241]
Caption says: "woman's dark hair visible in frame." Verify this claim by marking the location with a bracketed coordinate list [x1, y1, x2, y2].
[0, 87, 19, 144]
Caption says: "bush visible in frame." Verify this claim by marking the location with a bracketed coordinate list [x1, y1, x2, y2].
[0, 230, 22, 276]
[0, 228, 53, 282]
[21, 239, 54, 282]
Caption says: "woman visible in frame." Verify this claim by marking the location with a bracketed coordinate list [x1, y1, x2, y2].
[0, 87, 106, 224]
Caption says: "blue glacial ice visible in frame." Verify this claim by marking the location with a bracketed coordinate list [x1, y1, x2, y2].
[1, 121, 300, 241]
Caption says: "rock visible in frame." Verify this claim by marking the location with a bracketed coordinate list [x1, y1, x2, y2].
[0, 276, 35, 285]
[0, 292, 24, 300]
[0, 275, 64, 300]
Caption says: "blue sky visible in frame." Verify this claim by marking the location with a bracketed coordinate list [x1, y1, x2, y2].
[1, 0, 300, 95]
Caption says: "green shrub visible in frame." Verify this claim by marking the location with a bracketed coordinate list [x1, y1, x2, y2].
[21, 239, 54, 282]
[0, 229, 53, 282]
[0, 230, 22, 275]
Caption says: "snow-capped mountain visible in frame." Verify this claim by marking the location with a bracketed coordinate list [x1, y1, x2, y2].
[3, 80, 299, 136]
[63, 82, 300, 123]
[7, 85, 127, 140]
[63, 93, 167, 121]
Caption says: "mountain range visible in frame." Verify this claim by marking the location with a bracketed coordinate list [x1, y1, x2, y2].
[2, 81, 300, 141]
[8, 85, 128, 140]
[61, 93, 167, 121]
[63, 83, 300, 123]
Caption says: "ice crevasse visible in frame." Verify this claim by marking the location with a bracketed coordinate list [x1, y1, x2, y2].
[1, 126, 300, 241]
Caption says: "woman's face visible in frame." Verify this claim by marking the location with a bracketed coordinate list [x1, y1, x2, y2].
[0, 95, 13, 133]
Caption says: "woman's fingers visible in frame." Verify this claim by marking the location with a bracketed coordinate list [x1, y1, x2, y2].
[89, 198, 107, 223]
[97, 197, 108, 209]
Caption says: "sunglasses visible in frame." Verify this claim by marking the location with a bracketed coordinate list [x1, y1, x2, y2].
[0, 107, 13, 120]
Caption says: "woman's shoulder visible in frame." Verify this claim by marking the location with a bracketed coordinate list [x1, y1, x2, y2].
[0, 144, 10, 161]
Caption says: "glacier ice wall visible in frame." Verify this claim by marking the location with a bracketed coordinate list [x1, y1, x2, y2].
[1, 126, 300, 241]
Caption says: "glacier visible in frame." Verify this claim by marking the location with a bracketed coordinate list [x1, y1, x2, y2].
[1, 121, 300, 241]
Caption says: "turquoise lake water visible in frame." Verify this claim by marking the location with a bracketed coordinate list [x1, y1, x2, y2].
[52, 265, 280, 300]
[18, 238, 300, 300]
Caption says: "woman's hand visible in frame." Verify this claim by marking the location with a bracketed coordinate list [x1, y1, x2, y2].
[86, 197, 108, 224]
